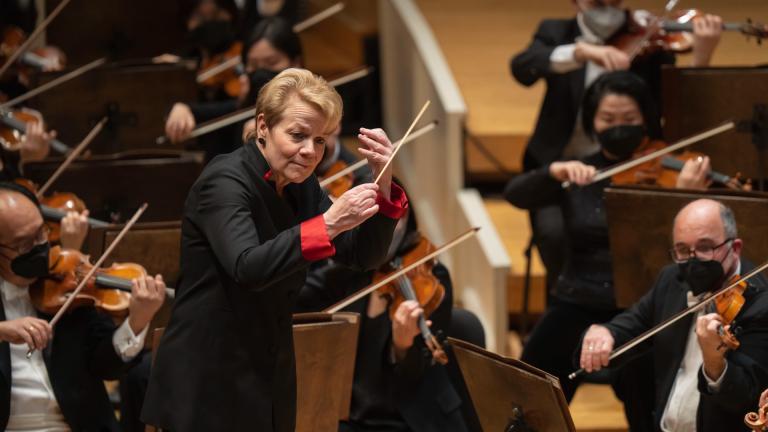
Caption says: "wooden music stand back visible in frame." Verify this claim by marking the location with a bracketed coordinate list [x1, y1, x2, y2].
[606, 185, 768, 308]
[293, 312, 360, 432]
[450, 338, 575, 432]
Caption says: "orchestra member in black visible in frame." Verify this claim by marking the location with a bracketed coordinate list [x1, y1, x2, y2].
[297, 191, 470, 432]
[510, 0, 722, 299]
[504, 71, 709, 430]
[0, 181, 166, 432]
[579, 199, 768, 432]
[142, 68, 408, 432]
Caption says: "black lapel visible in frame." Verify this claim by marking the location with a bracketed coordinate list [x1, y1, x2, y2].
[242, 142, 300, 231]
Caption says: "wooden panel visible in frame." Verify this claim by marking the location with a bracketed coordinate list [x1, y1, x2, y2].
[605, 185, 768, 308]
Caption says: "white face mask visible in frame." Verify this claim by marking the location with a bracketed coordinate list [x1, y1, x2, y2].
[581, 4, 626, 40]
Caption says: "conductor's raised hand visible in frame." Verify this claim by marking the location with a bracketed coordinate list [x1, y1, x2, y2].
[323, 183, 380, 239]
[357, 127, 394, 199]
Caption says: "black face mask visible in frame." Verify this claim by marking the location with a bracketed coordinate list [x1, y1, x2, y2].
[241, 68, 281, 108]
[10, 242, 50, 279]
[187, 20, 235, 54]
[678, 257, 726, 296]
[597, 124, 645, 160]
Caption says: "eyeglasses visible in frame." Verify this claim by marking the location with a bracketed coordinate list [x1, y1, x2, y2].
[0, 224, 50, 256]
[669, 238, 733, 264]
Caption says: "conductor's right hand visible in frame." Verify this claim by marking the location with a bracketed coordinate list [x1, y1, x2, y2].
[324, 183, 380, 239]
[165, 103, 196, 144]
[549, 160, 597, 186]
[579, 324, 615, 373]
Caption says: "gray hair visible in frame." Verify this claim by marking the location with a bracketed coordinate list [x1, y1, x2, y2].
[719, 202, 738, 239]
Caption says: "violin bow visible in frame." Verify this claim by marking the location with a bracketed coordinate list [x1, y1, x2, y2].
[0, 0, 73, 78]
[319, 121, 438, 188]
[196, 2, 345, 82]
[36, 117, 107, 198]
[324, 227, 479, 313]
[159, 67, 374, 145]
[562, 121, 735, 189]
[26, 203, 149, 358]
[373, 100, 431, 184]
[569, 259, 768, 380]
[0, 57, 107, 110]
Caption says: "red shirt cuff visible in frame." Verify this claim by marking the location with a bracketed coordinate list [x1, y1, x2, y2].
[300, 215, 336, 261]
[376, 182, 409, 219]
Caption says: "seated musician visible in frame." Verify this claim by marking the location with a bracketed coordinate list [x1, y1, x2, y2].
[297, 193, 472, 432]
[504, 71, 711, 430]
[510, 0, 722, 314]
[0, 181, 166, 431]
[0, 121, 55, 182]
[165, 16, 302, 159]
[579, 198, 768, 431]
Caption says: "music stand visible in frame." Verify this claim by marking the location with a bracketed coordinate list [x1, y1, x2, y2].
[293, 312, 360, 432]
[662, 66, 768, 184]
[450, 338, 575, 432]
[606, 185, 768, 308]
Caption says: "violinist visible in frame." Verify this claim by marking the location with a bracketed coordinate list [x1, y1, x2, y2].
[579, 199, 768, 432]
[142, 68, 407, 432]
[297, 182, 471, 432]
[0, 181, 166, 431]
[510, 0, 722, 304]
[504, 71, 708, 430]
[165, 16, 302, 159]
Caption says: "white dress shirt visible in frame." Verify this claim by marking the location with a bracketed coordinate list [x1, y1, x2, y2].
[0, 278, 148, 432]
[660, 265, 738, 432]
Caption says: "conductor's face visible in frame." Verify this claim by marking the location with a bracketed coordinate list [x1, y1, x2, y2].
[257, 95, 330, 189]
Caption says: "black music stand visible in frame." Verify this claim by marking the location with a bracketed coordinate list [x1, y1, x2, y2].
[662, 66, 768, 185]
[605, 185, 768, 308]
[450, 338, 575, 432]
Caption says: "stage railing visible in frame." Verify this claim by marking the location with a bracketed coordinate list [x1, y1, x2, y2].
[379, 0, 511, 353]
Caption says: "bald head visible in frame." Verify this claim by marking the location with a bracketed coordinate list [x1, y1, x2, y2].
[0, 189, 43, 247]
[673, 199, 741, 274]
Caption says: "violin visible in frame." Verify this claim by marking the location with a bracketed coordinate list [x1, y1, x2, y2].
[14, 178, 110, 244]
[0, 108, 70, 155]
[713, 274, 748, 351]
[610, 138, 750, 190]
[372, 235, 449, 365]
[320, 160, 353, 198]
[610, 8, 767, 61]
[196, 41, 242, 99]
[31, 246, 138, 317]
[0, 26, 66, 78]
[746, 393, 768, 431]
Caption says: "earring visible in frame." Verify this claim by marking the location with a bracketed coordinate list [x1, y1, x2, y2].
[258, 137, 265, 145]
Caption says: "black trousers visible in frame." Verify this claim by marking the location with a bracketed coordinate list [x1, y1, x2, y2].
[120, 351, 152, 432]
[529, 205, 566, 297]
[521, 300, 655, 432]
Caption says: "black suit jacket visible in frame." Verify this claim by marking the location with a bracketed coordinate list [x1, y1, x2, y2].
[142, 141, 399, 432]
[0, 302, 130, 431]
[603, 260, 768, 432]
[510, 18, 673, 170]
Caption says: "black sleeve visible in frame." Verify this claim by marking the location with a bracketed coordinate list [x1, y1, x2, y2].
[603, 271, 665, 347]
[188, 99, 239, 123]
[511, 20, 571, 87]
[697, 299, 768, 414]
[85, 310, 135, 380]
[503, 164, 563, 209]
[193, 169, 311, 291]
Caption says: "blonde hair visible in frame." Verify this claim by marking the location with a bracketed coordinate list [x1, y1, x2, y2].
[253, 68, 343, 137]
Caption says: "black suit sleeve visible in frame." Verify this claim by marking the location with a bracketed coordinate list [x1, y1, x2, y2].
[697, 304, 768, 415]
[511, 20, 573, 86]
[603, 273, 661, 347]
[85, 310, 134, 380]
[503, 164, 562, 209]
[193, 169, 309, 290]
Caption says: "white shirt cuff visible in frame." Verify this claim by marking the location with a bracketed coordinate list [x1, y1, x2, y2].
[112, 319, 148, 362]
[549, 44, 582, 73]
[702, 362, 728, 391]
